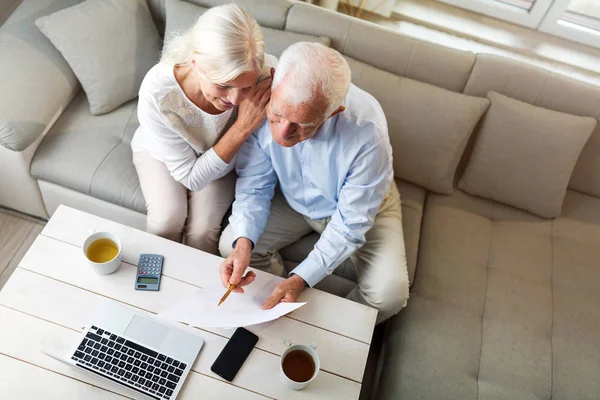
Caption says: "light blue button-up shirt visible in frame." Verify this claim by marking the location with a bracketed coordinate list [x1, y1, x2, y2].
[231, 83, 394, 287]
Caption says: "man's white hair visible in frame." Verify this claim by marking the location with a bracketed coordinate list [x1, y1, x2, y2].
[273, 42, 351, 117]
[161, 4, 265, 84]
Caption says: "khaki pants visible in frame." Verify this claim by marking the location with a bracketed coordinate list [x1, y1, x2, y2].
[133, 151, 235, 255]
[220, 182, 409, 323]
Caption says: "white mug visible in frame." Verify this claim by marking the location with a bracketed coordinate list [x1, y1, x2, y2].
[279, 344, 320, 390]
[82, 231, 122, 275]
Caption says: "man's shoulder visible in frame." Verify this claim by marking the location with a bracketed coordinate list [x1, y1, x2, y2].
[251, 120, 274, 147]
[338, 83, 387, 139]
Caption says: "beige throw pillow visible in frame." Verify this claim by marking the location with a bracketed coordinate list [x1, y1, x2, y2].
[459, 91, 596, 218]
[35, 0, 162, 115]
[390, 78, 490, 194]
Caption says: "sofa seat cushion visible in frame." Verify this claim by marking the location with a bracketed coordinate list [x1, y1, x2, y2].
[280, 178, 426, 290]
[395, 178, 426, 285]
[31, 90, 146, 213]
[379, 189, 600, 400]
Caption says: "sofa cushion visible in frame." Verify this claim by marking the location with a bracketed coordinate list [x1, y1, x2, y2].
[379, 189, 600, 400]
[346, 57, 489, 194]
[147, 0, 293, 35]
[280, 178, 426, 289]
[464, 54, 600, 198]
[459, 91, 596, 218]
[164, 0, 329, 59]
[35, 0, 162, 115]
[262, 29, 329, 59]
[31, 91, 145, 213]
[285, 2, 475, 92]
[395, 179, 426, 285]
[0, 0, 82, 152]
[193, 0, 292, 30]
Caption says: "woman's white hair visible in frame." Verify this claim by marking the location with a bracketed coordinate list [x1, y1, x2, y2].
[161, 4, 265, 84]
[272, 42, 351, 117]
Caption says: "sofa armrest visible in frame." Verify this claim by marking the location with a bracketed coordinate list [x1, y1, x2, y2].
[0, 0, 82, 152]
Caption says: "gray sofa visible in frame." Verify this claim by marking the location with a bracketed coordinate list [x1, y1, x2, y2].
[1, 0, 599, 399]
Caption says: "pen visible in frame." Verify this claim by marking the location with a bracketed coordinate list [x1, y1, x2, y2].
[218, 284, 236, 306]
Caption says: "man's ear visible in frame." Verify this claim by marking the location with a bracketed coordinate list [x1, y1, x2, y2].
[327, 106, 345, 119]
[270, 67, 275, 79]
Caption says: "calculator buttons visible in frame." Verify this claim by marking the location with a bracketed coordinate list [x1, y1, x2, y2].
[136, 254, 163, 291]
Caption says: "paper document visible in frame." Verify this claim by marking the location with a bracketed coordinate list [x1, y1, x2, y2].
[157, 277, 306, 329]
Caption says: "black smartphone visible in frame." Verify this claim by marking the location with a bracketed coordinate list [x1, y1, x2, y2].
[211, 327, 259, 382]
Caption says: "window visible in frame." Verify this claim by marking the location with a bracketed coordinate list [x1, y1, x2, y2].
[540, 0, 600, 48]
[435, 0, 554, 28]
[436, 0, 600, 48]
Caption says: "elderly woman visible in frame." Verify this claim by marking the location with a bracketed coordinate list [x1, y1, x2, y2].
[131, 4, 274, 254]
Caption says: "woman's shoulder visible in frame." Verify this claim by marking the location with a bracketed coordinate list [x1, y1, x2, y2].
[139, 63, 179, 100]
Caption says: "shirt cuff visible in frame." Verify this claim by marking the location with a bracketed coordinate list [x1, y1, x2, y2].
[290, 260, 328, 288]
[204, 147, 229, 171]
[232, 223, 263, 249]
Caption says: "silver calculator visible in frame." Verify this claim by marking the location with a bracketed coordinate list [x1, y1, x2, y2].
[135, 254, 164, 291]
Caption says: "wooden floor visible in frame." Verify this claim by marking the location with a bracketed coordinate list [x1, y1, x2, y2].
[0, 209, 45, 291]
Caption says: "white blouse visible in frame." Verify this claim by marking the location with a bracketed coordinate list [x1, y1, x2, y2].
[131, 62, 237, 192]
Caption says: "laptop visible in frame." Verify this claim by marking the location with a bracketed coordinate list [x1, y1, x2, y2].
[46, 300, 203, 400]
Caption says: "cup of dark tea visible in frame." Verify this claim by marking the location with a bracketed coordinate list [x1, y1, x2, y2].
[280, 344, 320, 390]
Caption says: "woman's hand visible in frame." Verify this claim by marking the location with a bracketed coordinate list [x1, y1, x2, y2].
[235, 75, 272, 136]
[212, 69, 274, 163]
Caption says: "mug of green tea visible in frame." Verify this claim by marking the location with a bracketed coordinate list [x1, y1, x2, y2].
[280, 344, 320, 390]
[83, 231, 122, 275]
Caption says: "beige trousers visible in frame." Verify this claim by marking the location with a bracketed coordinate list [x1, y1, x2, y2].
[133, 151, 236, 255]
[220, 182, 409, 323]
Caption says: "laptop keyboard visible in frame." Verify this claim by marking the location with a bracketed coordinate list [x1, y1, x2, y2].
[71, 326, 187, 400]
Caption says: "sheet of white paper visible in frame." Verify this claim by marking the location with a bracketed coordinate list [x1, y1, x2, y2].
[157, 280, 306, 329]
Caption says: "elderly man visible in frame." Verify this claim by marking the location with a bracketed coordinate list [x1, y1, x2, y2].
[218, 42, 408, 323]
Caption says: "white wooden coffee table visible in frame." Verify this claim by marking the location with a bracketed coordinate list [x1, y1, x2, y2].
[0, 205, 377, 399]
